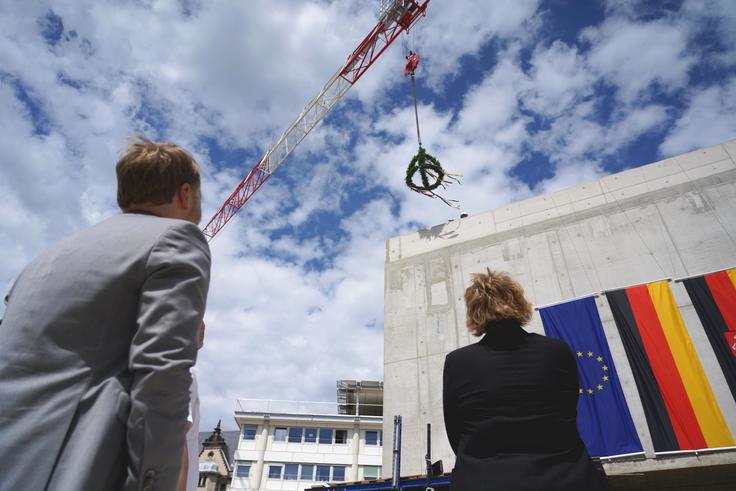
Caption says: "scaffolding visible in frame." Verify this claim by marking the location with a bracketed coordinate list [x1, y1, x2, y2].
[337, 380, 384, 416]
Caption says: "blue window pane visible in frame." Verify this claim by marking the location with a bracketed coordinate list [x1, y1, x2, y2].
[304, 427, 318, 443]
[242, 425, 257, 440]
[318, 428, 333, 444]
[268, 465, 282, 479]
[288, 426, 303, 443]
[332, 466, 345, 481]
[365, 430, 378, 445]
[316, 465, 331, 481]
[300, 464, 314, 480]
[284, 463, 299, 480]
[236, 463, 250, 478]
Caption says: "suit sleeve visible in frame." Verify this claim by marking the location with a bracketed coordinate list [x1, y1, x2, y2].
[443, 354, 461, 454]
[125, 222, 211, 491]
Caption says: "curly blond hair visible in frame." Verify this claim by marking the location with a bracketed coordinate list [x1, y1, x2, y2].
[464, 269, 532, 336]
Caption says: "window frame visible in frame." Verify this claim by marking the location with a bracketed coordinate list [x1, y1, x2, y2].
[273, 427, 288, 442]
[268, 464, 283, 479]
[300, 463, 315, 481]
[235, 461, 251, 478]
[365, 430, 379, 445]
[334, 429, 348, 444]
[316, 464, 331, 481]
[283, 463, 299, 480]
[318, 427, 334, 444]
[242, 424, 258, 441]
[304, 427, 318, 443]
[288, 426, 304, 443]
[363, 465, 381, 479]
[332, 465, 346, 481]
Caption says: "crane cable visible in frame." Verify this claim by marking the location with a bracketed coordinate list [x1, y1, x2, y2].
[403, 51, 461, 208]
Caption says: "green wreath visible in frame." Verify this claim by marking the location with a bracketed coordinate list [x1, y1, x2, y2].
[405, 146, 445, 192]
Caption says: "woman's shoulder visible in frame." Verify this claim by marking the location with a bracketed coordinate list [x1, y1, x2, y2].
[445, 342, 484, 364]
[527, 332, 576, 357]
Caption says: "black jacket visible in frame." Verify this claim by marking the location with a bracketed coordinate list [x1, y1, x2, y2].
[443, 320, 607, 491]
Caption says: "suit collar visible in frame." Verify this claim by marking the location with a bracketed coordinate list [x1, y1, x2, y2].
[479, 319, 526, 348]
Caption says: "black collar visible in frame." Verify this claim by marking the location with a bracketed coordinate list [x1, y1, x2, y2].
[479, 319, 526, 349]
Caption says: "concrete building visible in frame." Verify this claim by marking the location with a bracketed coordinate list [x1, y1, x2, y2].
[383, 139, 736, 488]
[229, 382, 384, 491]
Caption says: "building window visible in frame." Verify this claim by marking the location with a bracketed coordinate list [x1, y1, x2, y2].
[242, 424, 257, 440]
[300, 464, 315, 480]
[334, 429, 348, 444]
[235, 462, 251, 478]
[274, 427, 288, 442]
[198, 475, 207, 487]
[288, 426, 303, 443]
[268, 465, 283, 479]
[365, 430, 379, 445]
[284, 463, 299, 480]
[318, 428, 333, 444]
[304, 427, 318, 443]
[316, 465, 331, 481]
[364, 466, 381, 479]
[332, 466, 346, 481]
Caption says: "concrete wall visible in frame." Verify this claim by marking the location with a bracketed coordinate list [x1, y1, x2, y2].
[382, 140, 736, 477]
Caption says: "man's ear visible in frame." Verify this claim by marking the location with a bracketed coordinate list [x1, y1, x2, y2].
[177, 183, 192, 211]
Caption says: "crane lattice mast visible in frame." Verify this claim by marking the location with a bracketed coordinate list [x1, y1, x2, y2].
[202, 0, 430, 240]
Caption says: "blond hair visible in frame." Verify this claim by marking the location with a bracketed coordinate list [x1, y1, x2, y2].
[464, 269, 532, 336]
[115, 137, 200, 209]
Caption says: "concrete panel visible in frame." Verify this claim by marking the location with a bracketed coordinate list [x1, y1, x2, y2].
[572, 193, 608, 212]
[604, 182, 650, 202]
[644, 171, 690, 193]
[723, 140, 736, 161]
[684, 158, 736, 180]
[518, 194, 555, 216]
[568, 180, 604, 202]
[600, 167, 646, 192]
[493, 202, 522, 223]
[675, 144, 730, 170]
[641, 157, 681, 181]
[384, 139, 736, 477]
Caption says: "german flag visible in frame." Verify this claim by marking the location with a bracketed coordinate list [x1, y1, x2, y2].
[682, 268, 736, 402]
[606, 281, 734, 452]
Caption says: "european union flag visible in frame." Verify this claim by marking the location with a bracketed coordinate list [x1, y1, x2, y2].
[540, 296, 643, 457]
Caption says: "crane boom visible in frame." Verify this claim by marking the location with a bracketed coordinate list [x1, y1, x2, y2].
[202, 0, 430, 240]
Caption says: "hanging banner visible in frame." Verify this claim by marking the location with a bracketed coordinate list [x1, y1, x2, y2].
[682, 268, 736, 401]
[539, 296, 642, 457]
[606, 281, 734, 452]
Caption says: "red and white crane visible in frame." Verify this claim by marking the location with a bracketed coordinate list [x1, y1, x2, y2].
[202, 0, 430, 240]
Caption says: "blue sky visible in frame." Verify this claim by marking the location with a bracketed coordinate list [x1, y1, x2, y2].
[1, 0, 735, 431]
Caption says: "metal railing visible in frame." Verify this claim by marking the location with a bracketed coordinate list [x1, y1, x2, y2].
[235, 398, 383, 416]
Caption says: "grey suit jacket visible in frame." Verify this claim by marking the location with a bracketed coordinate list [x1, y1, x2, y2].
[0, 213, 211, 491]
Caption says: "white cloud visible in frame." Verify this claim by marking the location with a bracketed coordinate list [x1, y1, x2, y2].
[660, 80, 736, 156]
[583, 16, 695, 102]
[524, 41, 594, 117]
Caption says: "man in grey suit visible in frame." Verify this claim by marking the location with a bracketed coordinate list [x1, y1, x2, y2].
[0, 138, 211, 491]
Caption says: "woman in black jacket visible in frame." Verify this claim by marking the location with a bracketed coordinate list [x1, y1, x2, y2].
[443, 269, 606, 491]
